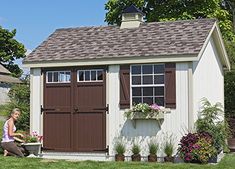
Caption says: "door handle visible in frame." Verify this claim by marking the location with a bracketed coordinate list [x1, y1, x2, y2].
[74, 107, 79, 113]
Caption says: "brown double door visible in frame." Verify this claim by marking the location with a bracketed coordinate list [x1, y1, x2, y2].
[42, 67, 106, 152]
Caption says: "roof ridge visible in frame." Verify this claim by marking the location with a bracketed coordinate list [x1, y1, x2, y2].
[55, 18, 217, 31]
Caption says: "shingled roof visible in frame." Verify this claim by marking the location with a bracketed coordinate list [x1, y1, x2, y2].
[24, 19, 216, 63]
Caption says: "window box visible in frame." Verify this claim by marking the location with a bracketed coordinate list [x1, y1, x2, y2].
[124, 103, 170, 128]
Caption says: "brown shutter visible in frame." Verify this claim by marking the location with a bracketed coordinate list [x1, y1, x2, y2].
[120, 65, 130, 109]
[165, 63, 176, 109]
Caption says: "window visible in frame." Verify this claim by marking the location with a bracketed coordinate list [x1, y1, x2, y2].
[131, 64, 165, 106]
[46, 71, 71, 83]
[77, 69, 103, 82]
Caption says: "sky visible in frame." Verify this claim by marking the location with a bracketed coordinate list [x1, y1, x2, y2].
[0, 0, 108, 74]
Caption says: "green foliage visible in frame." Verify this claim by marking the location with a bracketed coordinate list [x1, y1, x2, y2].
[1, 76, 30, 131]
[131, 143, 141, 155]
[148, 140, 158, 155]
[163, 141, 174, 157]
[104, 0, 235, 68]
[196, 98, 230, 152]
[124, 103, 151, 118]
[105, 0, 145, 25]
[225, 70, 235, 117]
[0, 26, 26, 77]
[114, 139, 126, 155]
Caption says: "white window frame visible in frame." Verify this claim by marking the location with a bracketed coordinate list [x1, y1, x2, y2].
[46, 71, 71, 83]
[130, 64, 165, 106]
[77, 69, 103, 82]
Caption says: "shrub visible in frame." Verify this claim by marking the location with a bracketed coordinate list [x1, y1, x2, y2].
[178, 132, 217, 163]
[1, 76, 30, 131]
[196, 98, 230, 152]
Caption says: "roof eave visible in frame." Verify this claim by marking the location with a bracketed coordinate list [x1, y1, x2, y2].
[22, 54, 198, 68]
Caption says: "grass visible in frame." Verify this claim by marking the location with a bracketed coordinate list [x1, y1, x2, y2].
[0, 154, 234, 169]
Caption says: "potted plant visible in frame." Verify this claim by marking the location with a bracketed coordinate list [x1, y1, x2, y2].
[21, 131, 43, 157]
[163, 140, 174, 162]
[131, 143, 141, 162]
[147, 140, 158, 162]
[114, 139, 126, 161]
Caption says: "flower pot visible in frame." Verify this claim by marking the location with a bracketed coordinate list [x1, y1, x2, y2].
[228, 138, 235, 152]
[131, 154, 141, 161]
[22, 142, 41, 157]
[164, 156, 174, 163]
[115, 154, 125, 161]
[148, 154, 157, 162]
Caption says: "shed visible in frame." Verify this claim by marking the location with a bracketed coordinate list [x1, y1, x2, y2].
[23, 6, 230, 160]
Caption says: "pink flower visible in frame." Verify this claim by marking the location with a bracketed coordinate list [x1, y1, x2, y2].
[150, 103, 160, 111]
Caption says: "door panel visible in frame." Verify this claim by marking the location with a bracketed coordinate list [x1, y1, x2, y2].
[73, 112, 105, 151]
[43, 112, 71, 151]
[73, 68, 106, 152]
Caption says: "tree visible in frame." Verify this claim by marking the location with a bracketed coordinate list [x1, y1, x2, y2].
[0, 26, 26, 77]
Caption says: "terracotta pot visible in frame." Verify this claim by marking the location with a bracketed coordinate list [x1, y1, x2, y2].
[148, 154, 157, 162]
[131, 154, 141, 161]
[164, 156, 174, 163]
[115, 154, 125, 161]
[228, 138, 235, 152]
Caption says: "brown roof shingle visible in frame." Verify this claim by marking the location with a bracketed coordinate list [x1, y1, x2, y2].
[24, 19, 216, 63]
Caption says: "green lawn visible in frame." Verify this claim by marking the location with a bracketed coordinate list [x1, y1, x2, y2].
[0, 154, 234, 169]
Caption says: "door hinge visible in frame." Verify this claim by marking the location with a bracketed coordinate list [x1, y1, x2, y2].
[106, 104, 109, 114]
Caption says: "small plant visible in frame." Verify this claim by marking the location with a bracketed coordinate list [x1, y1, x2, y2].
[114, 140, 126, 155]
[132, 143, 141, 155]
[148, 141, 158, 155]
[163, 134, 175, 162]
[164, 141, 174, 157]
[23, 131, 43, 143]
[114, 138, 126, 161]
[131, 142, 141, 161]
[148, 140, 158, 162]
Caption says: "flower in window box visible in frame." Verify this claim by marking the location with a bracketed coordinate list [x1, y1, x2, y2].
[124, 103, 166, 119]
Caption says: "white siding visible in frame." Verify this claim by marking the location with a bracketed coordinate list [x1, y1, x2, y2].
[0, 83, 11, 104]
[107, 63, 189, 158]
[193, 37, 224, 123]
[30, 68, 42, 134]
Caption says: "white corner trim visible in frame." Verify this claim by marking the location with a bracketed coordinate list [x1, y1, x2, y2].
[23, 55, 198, 68]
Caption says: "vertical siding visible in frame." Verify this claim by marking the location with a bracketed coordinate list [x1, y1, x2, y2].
[193, 37, 224, 123]
[107, 63, 189, 157]
[30, 68, 42, 134]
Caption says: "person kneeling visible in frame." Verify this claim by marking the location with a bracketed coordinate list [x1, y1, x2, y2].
[1, 108, 25, 157]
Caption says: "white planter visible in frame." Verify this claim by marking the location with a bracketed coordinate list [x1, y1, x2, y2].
[22, 142, 42, 157]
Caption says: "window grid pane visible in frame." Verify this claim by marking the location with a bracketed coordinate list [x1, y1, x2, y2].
[131, 64, 165, 106]
[77, 69, 103, 82]
[46, 71, 71, 83]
